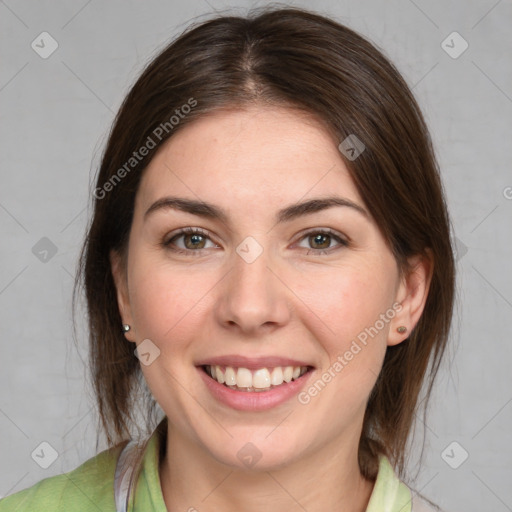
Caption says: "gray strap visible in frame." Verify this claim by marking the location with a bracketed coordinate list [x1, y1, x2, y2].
[114, 440, 139, 512]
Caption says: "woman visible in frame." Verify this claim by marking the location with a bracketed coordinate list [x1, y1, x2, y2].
[0, 6, 454, 511]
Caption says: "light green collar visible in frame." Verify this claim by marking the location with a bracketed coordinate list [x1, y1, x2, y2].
[366, 455, 412, 512]
[136, 426, 411, 512]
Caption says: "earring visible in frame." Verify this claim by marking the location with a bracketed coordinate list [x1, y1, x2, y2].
[123, 324, 131, 332]
[397, 326, 407, 334]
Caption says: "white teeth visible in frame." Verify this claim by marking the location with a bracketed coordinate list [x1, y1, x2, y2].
[215, 365, 225, 384]
[224, 366, 236, 386]
[236, 367, 252, 388]
[270, 367, 283, 386]
[205, 364, 308, 391]
[253, 368, 271, 389]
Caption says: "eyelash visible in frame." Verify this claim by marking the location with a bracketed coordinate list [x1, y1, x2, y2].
[161, 227, 349, 256]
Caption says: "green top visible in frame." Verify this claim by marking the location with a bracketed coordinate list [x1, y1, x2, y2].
[0, 425, 415, 512]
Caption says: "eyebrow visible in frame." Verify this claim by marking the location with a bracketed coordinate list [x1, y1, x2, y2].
[144, 195, 368, 224]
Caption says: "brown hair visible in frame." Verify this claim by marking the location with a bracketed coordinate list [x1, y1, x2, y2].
[74, 6, 455, 480]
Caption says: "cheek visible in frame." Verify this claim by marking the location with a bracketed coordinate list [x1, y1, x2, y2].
[294, 260, 397, 347]
[127, 259, 212, 420]
[292, 267, 393, 424]
[292, 259, 397, 411]
[127, 256, 222, 370]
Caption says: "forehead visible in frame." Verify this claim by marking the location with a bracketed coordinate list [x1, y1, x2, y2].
[136, 106, 363, 215]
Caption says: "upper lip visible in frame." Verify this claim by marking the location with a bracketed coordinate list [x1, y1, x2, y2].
[195, 355, 314, 370]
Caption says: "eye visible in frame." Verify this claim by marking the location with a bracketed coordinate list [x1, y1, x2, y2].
[162, 227, 218, 254]
[162, 227, 349, 256]
[296, 228, 348, 255]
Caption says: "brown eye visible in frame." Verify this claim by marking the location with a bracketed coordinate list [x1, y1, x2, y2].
[308, 233, 331, 250]
[163, 227, 217, 254]
[296, 229, 348, 255]
[183, 233, 207, 250]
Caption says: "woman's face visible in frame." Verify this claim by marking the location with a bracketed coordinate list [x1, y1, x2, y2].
[112, 106, 427, 471]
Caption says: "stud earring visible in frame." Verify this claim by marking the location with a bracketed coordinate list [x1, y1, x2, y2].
[123, 324, 131, 332]
[397, 326, 407, 334]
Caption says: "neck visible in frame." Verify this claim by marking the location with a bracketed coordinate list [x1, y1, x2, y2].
[159, 424, 374, 512]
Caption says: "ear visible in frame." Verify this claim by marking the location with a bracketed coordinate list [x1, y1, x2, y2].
[110, 249, 136, 343]
[388, 251, 433, 346]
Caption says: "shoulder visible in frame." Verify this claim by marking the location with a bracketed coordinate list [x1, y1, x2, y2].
[0, 443, 125, 512]
[368, 456, 446, 512]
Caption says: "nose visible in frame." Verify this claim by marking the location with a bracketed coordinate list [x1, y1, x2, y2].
[215, 241, 291, 336]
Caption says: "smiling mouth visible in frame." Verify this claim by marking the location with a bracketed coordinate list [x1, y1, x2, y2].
[202, 364, 313, 392]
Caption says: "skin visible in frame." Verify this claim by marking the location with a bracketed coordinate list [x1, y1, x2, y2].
[111, 105, 432, 512]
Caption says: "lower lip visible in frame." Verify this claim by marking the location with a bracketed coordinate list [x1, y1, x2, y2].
[198, 367, 314, 411]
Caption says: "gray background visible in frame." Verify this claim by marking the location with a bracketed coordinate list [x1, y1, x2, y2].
[1, 0, 511, 510]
